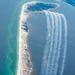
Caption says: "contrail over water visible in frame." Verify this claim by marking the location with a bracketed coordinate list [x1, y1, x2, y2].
[40, 11, 52, 75]
[50, 12, 59, 75]
[60, 14, 67, 75]
[40, 10, 67, 75]
[45, 11, 55, 75]
[53, 13, 62, 75]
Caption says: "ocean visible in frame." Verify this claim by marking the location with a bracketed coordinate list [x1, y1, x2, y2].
[0, 0, 75, 75]
[0, 0, 28, 75]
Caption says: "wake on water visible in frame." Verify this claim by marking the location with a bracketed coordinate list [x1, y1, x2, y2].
[40, 10, 67, 75]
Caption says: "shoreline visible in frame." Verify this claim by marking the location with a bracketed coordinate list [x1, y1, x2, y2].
[17, 4, 33, 75]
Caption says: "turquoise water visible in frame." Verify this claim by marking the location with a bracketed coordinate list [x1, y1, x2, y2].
[0, 0, 46, 75]
[0, 0, 75, 75]
[0, 0, 29, 75]
[0, 0, 19, 74]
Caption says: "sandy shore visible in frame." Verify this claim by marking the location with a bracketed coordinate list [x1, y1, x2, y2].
[17, 4, 32, 75]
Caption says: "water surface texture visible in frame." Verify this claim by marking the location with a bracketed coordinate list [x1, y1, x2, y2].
[0, 0, 75, 75]
[25, 1, 75, 75]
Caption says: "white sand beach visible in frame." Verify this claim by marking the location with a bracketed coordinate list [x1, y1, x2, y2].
[17, 4, 32, 75]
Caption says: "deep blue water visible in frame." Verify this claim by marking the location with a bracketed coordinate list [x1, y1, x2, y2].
[0, 0, 75, 75]
[66, 0, 75, 7]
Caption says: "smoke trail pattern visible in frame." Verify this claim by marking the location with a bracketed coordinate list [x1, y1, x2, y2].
[40, 10, 67, 75]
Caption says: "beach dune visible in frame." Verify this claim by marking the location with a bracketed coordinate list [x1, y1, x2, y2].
[17, 4, 33, 75]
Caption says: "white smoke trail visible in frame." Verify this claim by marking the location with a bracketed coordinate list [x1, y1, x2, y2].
[45, 12, 55, 75]
[50, 12, 59, 75]
[53, 13, 62, 75]
[40, 10, 51, 75]
[40, 10, 67, 75]
[60, 14, 67, 75]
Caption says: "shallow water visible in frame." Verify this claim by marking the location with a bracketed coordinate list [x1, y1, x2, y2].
[0, 0, 28, 75]
[0, 0, 75, 75]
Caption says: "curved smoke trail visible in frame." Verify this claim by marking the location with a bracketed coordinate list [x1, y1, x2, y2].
[40, 10, 51, 75]
[45, 11, 55, 75]
[50, 12, 59, 75]
[60, 14, 67, 75]
[40, 10, 67, 75]
[53, 13, 62, 75]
